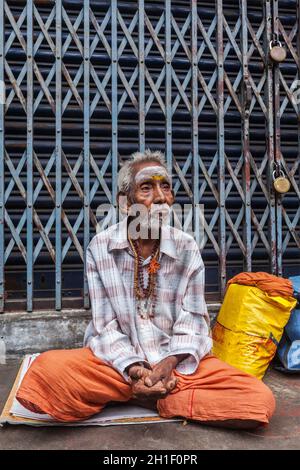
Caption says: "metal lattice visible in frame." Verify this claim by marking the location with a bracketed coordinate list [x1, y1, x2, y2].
[273, 0, 300, 276]
[0, 0, 299, 313]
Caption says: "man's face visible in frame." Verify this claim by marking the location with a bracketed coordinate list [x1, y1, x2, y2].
[131, 161, 174, 209]
[126, 162, 174, 237]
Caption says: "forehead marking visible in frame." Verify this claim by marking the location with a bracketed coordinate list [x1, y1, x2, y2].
[152, 175, 164, 180]
[135, 166, 171, 184]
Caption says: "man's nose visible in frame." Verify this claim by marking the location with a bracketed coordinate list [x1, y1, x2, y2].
[153, 184, 166, 203]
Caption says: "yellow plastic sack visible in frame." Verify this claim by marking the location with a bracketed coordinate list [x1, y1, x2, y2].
[212, 284, 297, 379]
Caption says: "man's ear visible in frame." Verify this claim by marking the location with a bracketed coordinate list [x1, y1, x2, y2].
[117, 191, 130, 215]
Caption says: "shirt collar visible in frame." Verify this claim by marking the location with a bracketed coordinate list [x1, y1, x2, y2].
[108, 216, 178, 260]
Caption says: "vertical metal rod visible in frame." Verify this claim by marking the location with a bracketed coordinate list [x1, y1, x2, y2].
[272, 0, 282, 276]
[83, 0, 90, 309]
[138, 0, 145, 152]
[265, 0, 279, 275]
[27, 0, 34, 312]
[216, 0, 226, 297]
[191, 0, 200, 247]
[297, 0, 300, 216]
[0, 0, 4, 312]
[111, 0, 118, 217]
[240, 0, 251, 271]
[165, 0, 172, 173]
[55, 0, 62, 310]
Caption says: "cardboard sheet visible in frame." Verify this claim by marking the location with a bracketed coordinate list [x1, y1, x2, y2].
[0, 355, 181, 427]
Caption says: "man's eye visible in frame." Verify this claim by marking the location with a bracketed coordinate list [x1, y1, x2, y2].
[162, 183, 170, 190]
[141, 185, 151, 190]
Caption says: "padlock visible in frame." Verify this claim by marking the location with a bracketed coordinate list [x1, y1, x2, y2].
[269, 40, 287, 63]
[273, 170, 291, 194]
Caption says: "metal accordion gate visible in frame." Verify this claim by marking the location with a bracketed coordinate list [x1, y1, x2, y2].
[0, 0, 299, 313]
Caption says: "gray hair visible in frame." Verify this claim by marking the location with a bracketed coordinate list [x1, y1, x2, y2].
[118, 149, 170, 195]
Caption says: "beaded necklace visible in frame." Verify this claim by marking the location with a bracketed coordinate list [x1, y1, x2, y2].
[128, 235, 161, 319]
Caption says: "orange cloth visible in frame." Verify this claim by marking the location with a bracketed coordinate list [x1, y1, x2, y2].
[227, 271, 293, 298]
[16, 347, 275, 424]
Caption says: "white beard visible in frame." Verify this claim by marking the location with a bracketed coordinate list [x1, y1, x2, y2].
[139, 204, 171, 238]
[127, 203, 171, 240]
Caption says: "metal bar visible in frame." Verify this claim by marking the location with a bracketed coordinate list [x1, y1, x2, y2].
[89, 9, 112, 116]
[0, 1, 4, 312]
[191, 0, 200, 247]
[27, 0, 34, 312]
[111, 0, 118, 218]
[61, 11, 84, 113]
[271, 0, 282, 275]
[165, 0, 172, 173]
[55, 0, 62, 309]
[297, 0, 300, 255]
[217, 0, 226, 297]
[139, 0, 145, 152]
[83, 0, 90, 308]
[278, 3, 300, 259]
[144, 14, 167, 115]
[171, 32, 191, 126]
[4, 7, 28, 110]
[264, 0, 277, 274]
[117, 13, 139, 114]
[3, 0, 299, 310]
[5, 4, 27, 52]
[5, 5, 26, 54]
[240, 0, 252, 271]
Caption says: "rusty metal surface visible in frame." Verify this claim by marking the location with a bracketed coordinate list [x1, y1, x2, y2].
[0, 0, 299, 312]
[273, 0, 300, 277]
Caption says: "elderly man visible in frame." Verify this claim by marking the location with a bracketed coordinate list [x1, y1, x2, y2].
[16, 150, 275, 428]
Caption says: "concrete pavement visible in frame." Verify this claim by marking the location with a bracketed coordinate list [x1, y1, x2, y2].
[0, 357, 300, 450]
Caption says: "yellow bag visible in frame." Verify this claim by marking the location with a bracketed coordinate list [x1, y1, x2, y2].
[212, 284, 297, 379]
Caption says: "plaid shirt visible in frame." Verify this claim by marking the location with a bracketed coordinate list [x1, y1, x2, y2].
[84, 216, 212, 380]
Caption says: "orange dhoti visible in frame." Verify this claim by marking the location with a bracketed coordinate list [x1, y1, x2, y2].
[16, 347, 275, 424]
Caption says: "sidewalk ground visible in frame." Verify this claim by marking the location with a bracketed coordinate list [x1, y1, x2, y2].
[0, 357, 299, 450]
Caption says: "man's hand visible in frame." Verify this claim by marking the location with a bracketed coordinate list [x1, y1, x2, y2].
[131, 378, 168, 400]
[127, 363, 151, 382]
[144, 356, 179, 392]
[127, 364, 168, 400]
[127, 355, 189, 400]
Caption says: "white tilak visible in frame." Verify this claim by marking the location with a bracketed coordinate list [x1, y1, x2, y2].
[135, 165, 171, 185]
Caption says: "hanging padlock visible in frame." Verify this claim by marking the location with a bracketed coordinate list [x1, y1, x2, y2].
[269, 40, 287, 63]
[273, 169, 291, 194]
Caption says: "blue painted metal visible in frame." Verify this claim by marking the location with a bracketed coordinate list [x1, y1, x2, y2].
[83, 0, 90, 309]
[217, 0, 226, 296]
[139, 0, 145, 153]
[111, 0, 118, 215]
[266, 0, 278, 276]
[0, 0, 299, 311]
[26, 0, 33, 312]
[272, 0, 300, 276]
[191, 0, 200, 248]
[55, 0, 62, 310]
[273, 0, 283, 277]
[0, 0, 4, 312]
[240, 0, 251, 272]
[165, 0, 172, 174]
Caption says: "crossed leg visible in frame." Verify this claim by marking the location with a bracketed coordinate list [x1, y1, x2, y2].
[16, 348, 275, 428]
[157, 355, 276, 429]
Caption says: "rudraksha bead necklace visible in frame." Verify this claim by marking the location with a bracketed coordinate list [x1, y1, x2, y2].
[128, 235, 161, 319]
